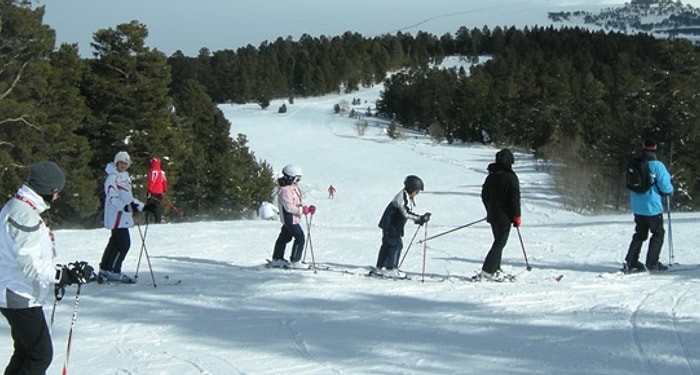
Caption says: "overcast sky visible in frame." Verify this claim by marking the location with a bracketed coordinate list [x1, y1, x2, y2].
[40, 0, 699, 57]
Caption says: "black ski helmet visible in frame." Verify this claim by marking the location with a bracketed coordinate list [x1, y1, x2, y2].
[495, 148, 514, 166]
[403, 175, 424, 193]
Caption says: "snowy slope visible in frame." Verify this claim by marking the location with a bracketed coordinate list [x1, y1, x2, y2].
[1, 81, 700, 375]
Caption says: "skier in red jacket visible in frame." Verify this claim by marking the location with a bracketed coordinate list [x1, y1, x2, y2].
[147, 157, 168, 223]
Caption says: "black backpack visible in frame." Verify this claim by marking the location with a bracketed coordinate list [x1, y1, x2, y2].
[626, 156, 651, 193]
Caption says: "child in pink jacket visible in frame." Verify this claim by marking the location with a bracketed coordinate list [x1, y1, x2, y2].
[270, 165, 315, 269]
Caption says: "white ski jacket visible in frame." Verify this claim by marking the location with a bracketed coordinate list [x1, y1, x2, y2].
[103, 162, 144, 229]
[0, 185, 59, 308]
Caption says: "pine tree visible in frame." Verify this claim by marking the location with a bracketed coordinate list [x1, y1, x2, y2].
[43, 45, 99, 225]
[171, 79, 274, 219]
[79, 21, 184, 201]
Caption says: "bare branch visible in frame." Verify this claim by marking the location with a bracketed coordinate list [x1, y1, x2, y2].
[0, 114, 41, 131]
[0, 61, 29, 102]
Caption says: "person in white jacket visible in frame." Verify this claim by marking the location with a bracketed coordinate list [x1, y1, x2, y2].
[98, 151, 145, 283]
[0, 161, 93, 374]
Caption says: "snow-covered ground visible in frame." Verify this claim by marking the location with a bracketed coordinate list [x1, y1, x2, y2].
[2, 74, 699, 374]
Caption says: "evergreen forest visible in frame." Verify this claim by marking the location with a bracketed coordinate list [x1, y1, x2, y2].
[2, 1, 699, 229]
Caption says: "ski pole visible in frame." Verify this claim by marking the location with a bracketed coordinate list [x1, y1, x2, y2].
[162, 195, 186, 221]
[421, 222, 428, 283]
[303, 213, 312, 263]
[61, 284, 81, 375]
[417, 217, 486, 244]
[135, 221, 157, 287]
[398, 224, 422, 269]
[167, 196, 186, 221]
[50, 285, 66, 331]
[168, 200, 186, 221]
[134, 216, 148, 279]
[666, 194, 674, 265]
[304, 213, 317, 273]
[516, 227, 532, 271]
[134, 216, 149, 279]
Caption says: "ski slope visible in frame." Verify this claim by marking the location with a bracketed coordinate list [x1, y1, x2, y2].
[1, 81, 700, 375]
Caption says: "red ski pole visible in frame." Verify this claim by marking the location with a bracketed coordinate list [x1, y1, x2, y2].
[61, 284, 82, 375]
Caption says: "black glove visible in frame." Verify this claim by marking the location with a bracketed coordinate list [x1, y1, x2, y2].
[56, 265, 79, 288]
[124, 202, 140, 213]
[415, 212, 432, 225]
[58, 261, 95, 286]
[72, 261, 96, 284]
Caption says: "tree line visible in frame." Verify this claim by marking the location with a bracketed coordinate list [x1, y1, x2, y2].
[376, 26, 700, 212]
[4, 1, 699, 228]
[169, 22, 700, 212]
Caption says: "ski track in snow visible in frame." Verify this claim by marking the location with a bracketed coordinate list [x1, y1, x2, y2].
[630, 284, 664, 375]
[671, 287, 698, 375]
[629, 280, 699, 375]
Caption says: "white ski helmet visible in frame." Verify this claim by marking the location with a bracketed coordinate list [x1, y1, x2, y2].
[114, 151, 132, 167]
[282, 164, 303, 180]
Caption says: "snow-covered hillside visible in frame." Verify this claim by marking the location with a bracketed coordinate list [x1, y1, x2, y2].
[2, 80, 699, 374]
[551, 1, 700, 44]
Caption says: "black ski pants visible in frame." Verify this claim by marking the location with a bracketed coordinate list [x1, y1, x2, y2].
[482, 221, 511, 274]
[100, 227, 131, 273]
[376, 229, 403, 270]
[273, 223, 305, 263]
[146, 195, 163, 224]
[626, 213, 665, 267]
[0, 307, 53, 375]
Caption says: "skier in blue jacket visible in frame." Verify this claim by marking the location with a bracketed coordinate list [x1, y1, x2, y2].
[624, 139, 674, 272]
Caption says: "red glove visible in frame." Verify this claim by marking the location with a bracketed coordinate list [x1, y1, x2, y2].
[513, 216, 521, 228]
[302, 206, 311, 215]
[309, 205, 316, 214]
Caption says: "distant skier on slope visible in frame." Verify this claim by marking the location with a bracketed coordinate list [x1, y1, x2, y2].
[374, 175, 431, 278]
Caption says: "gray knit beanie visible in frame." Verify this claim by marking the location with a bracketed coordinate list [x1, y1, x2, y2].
[27, 161, 65, 195]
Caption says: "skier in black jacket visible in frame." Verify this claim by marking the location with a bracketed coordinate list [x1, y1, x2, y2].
[479, 148, 521, 281]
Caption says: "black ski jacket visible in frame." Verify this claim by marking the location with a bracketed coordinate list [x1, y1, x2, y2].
[481, 162, 521, 225]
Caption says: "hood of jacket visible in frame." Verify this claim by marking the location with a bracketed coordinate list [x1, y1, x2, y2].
[150, 157, 161, 170]
[15, 185, 50, 214]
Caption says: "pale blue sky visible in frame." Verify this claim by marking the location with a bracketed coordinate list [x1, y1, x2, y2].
[39, 0, 682, 57]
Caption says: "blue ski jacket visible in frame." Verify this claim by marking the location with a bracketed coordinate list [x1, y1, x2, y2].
[630, 152, 673, 216]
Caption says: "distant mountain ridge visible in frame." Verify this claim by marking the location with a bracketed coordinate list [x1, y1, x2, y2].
[548, 0, 700, 44]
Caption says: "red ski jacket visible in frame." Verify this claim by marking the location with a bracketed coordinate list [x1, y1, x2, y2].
[147, 157, 168, 195]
